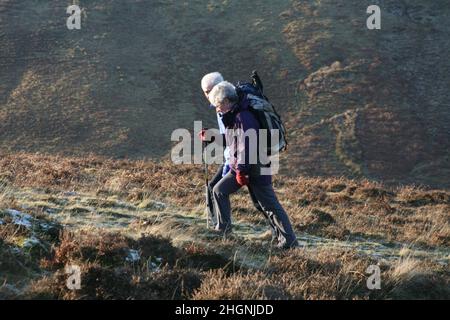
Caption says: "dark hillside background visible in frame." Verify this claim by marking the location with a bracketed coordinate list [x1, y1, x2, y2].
[1, 0, 449, 188]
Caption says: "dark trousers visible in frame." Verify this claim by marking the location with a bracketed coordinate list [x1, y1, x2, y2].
[206, 165, 225, 227]
[212, 171, 298, 248]
[207, 166, 274, 236]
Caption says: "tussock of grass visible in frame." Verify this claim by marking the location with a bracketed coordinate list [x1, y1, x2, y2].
[382, 258, 450, 300]
[25, 263, 204, 300]
[22, 229, 238, 300]
[194, 249, 450, 300]
[193, 269, 288, 300]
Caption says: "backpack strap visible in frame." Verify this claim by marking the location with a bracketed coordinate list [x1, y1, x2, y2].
[251, 70, 264, 95]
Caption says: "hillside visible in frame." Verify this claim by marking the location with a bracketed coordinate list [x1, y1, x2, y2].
[0, 154, 449, 299]
[282, 0, 450, 188]
[1, 0, 449, 188]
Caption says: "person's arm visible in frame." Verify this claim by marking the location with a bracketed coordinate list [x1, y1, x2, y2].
[216, 113, 227, 148]
[235, 111, 259, 175]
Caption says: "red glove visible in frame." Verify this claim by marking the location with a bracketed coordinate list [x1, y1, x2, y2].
[236, 171, 250, 186]
[197, 128, 208, 142]
[198, 128, 216, 143]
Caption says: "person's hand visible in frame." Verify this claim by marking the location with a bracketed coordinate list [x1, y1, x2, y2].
[198, 128, 216, 143]
[198, 128, 208, 142]
[236, 171, 250, 186]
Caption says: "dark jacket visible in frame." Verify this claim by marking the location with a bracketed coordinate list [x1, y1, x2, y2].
[222, 97, 272, 185]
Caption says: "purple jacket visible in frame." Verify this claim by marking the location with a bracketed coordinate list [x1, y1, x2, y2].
[223, 97, 272, 185]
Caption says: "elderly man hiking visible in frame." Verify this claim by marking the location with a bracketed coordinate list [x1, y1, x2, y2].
[200, 72, 278, 242]
[200, 72, 231, 228]
[207, 81, 299, 249]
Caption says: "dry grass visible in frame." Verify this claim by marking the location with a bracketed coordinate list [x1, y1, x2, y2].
[7, 228, 446, 300]
[1, 153, 448, 249]
[0, 153, 448, 300]
[1, 224, 448, 300]
[382, 257, 450, 300]
[19, 228, 239, 300]
[193, 249, 450, 300]
[24, 263, 203, 300]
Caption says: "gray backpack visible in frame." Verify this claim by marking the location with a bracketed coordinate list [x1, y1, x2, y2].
[236, 71, 288, 156]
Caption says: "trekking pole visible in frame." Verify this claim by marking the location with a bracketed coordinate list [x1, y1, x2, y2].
[202, 139, 210, 229]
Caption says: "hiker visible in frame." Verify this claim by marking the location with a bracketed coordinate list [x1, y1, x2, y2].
[200, 72, 275, 238]
[200, 72, 231, 227]
[208, 81, 299, 249]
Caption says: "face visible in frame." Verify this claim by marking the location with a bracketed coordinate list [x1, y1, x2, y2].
[215, 99, 232, 114]
[203, 88, 212, 100]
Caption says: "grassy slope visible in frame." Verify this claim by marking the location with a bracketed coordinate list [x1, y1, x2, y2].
[0, 0, 300, 157]
[0, 154, 448, 299]
[281, 0, 450, 187]
[0, 0, 449, 188]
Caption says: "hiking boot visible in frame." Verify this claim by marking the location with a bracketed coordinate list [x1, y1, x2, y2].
[276, 239, 300, 250]
[208, 226, 238, 242]
[213, 226, 232, 236]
